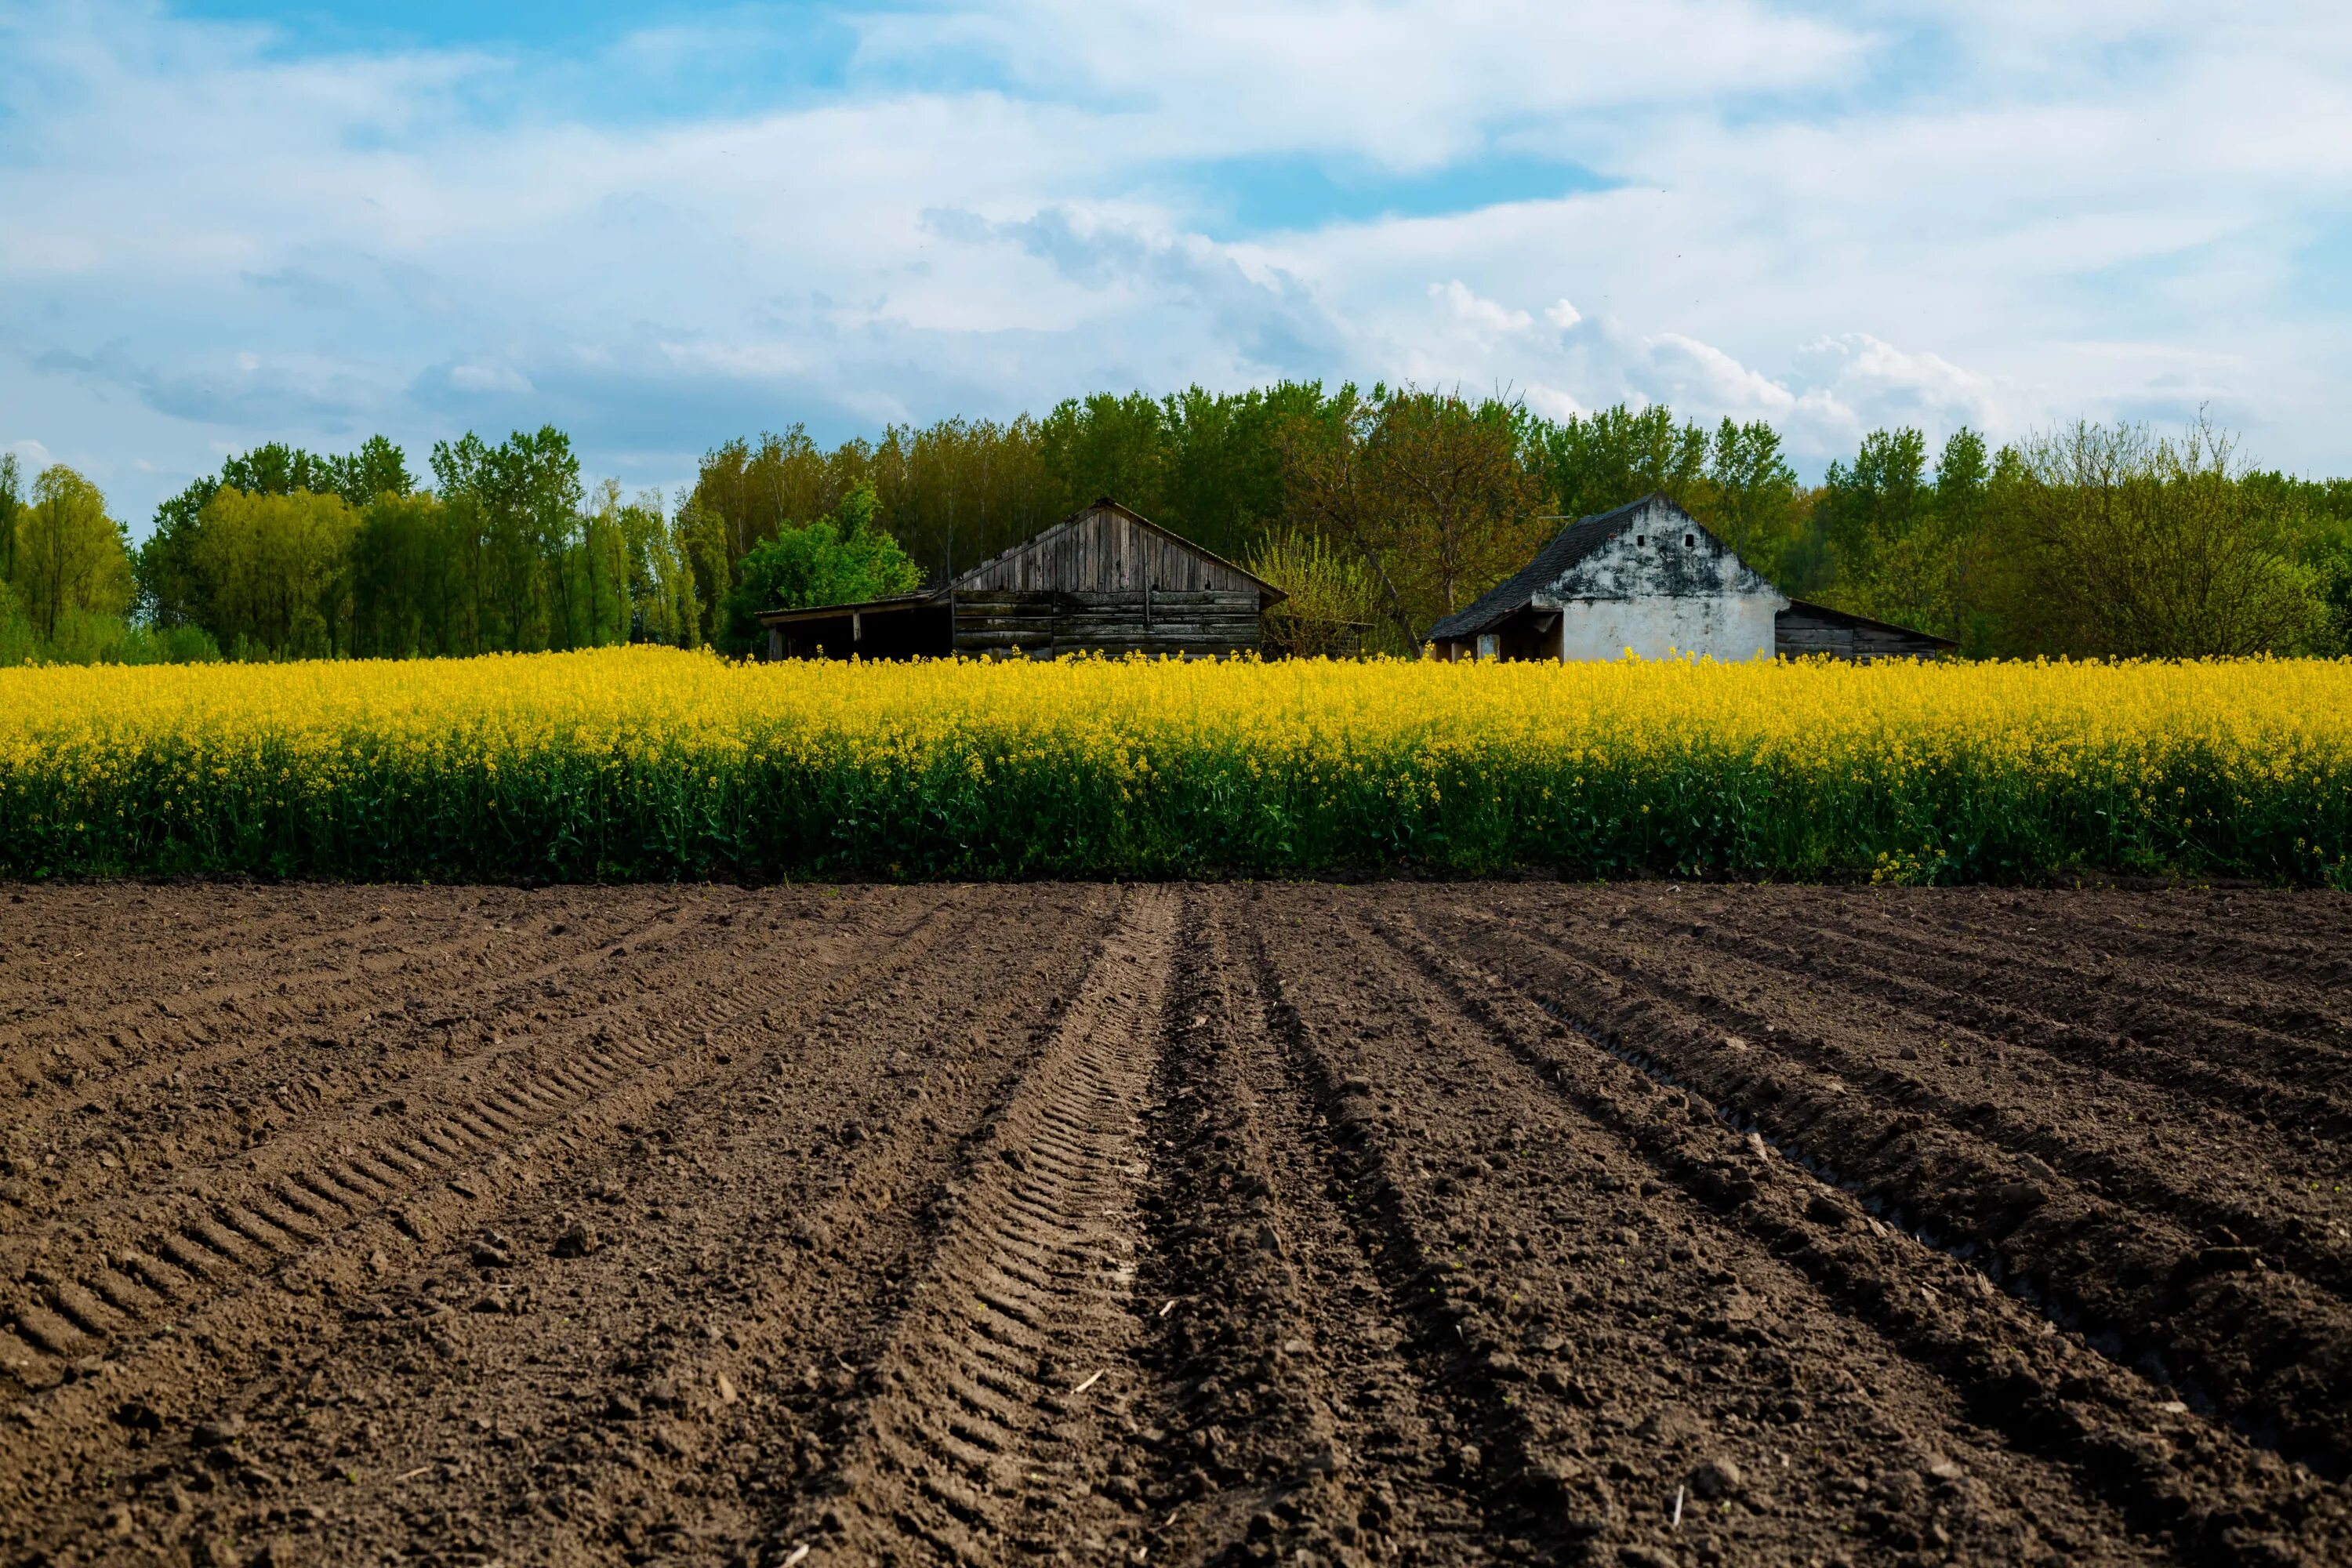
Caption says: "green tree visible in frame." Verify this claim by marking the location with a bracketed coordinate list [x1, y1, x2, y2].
[1990, 417, 2328, 656]
[1367, 387, 1548, 626]
[1537, 404, 1709, 520]
[1247, 528, 1376, 657]
[141, 436, 412, 631]
[1039, 392, 1173, 524]
[1277, 386, 1418, 648]
[317, 435, 416, 508]
[350, 491, 462, 657]
[0, 453, 21, 587]
[194, 488, 358, 658]
[717, 482, 923, 653]
[604, 483, 703, 648]
[1697, 419, 1802, 579]
[430, 426, 583, 652]
[10, 465, 134, 640]
[1279, 385, 1548, 646]
[1817, 427, 1929, 575]
[1810, 426, 1995, 641]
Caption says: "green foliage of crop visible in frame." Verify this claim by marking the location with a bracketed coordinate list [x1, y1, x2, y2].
[3, 649, 2350, 887]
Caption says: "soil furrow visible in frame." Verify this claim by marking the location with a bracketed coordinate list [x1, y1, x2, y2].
[1253, 903, 2190, 1566]
[0, 897, 774, 1222]
[1486, 891, 2352, 1308]
[1643, 892, 2352, 1109]
[1409, 894, 2352, 1479]
[1129, 890, 1486, 1565]
[1825, 889, 2352, 1031]
[0, 891, 951, 1274]
[34, 887, 1130, 1568]
[0, 891, 994, 1550]
[1338, 897, 2352, 1566]
[0, 887, 653, 1097]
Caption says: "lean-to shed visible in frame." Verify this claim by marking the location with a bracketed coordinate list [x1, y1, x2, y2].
[1425, 492, 1952, 662]
[757, 498, 1285, 660]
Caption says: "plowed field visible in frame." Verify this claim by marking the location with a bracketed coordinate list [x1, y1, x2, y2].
[2, 882, 2349, 1567]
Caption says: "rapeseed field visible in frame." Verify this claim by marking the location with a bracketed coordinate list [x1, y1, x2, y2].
[1, 648, 2347, 884]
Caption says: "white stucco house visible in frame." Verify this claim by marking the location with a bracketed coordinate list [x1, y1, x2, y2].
[1425, 493, 1951, 662]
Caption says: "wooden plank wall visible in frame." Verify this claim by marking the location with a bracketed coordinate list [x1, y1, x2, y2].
[1775, 610, 1944, 661]
[951, 590, 1262, 656]
[953, 506, 1263, 596]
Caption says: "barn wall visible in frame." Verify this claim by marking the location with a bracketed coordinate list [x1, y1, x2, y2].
[952, 590, 1262, 657]
[1775, 609, 1946, 661]
[1558, 594, 1781, 662]
[1544, 517, 1786, 662]
[955, 506, 1264, 597]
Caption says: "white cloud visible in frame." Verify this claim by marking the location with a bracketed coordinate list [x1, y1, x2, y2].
[1545, 299, 1584, 330]
[855, 0, 1867, 169]
[1432, 280, 1534, 337]
[8, 439, 54, 471]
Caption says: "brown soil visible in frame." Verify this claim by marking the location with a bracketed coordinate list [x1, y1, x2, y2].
[2, 880, 2349, 1567]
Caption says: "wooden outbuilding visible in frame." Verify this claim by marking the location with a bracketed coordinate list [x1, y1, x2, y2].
[1425, 492, 1953, 662]
[758, 498, 1286, 660]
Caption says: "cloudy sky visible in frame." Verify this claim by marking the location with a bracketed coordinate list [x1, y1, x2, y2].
[2, 0, 2347, 530]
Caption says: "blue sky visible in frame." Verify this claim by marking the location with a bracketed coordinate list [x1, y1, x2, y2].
[3, 0, 2348, 531]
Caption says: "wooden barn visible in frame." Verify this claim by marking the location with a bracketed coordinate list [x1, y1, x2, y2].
[1425, 492, 1953, 663]
[757, 498, 1286, 660]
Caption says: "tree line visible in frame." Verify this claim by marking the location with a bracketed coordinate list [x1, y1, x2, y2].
[4, 383, 2347, 665]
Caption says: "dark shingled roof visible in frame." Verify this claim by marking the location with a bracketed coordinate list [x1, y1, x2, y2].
[1425, 493, 1666, 642]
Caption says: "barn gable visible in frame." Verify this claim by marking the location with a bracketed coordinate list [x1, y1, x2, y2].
[952, 499, 1283, 604]
[1429, 491, 1948, 663]
[1546, 498, 1783, 605]
[1428, 494, 1788, 662]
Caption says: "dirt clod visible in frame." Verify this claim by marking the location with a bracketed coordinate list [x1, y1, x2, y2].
[1690, 1457, 1744, 1499]
[553, 1218, 599, 1258]
[191, 1416, 243, 1448]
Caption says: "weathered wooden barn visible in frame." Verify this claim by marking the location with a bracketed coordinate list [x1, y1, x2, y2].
[757, 498, 1286, 660]
[1425, 492, 1952, 662]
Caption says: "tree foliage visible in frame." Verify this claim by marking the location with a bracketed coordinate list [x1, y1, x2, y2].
[194, 488, 358, 659]
[9, 466, 134, 641]
[16, 388, 2352, 669]
[717, 482, 924, 654]
[1986, 419, 2328, 657]
[1247, 528, 1378, 657]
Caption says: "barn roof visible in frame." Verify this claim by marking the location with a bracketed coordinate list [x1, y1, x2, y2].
[1425, 492, 1670, 642]
[1781, 597, 1960, 650]
[754, 593, 935, 626]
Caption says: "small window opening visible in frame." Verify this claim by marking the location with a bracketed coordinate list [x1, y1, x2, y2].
[1684, 533, 1695, 548]
[1635, 534, 1646, 547]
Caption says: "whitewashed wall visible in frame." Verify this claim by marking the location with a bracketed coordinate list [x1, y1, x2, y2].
[1556, 593, 1782, 662]
[1540, 503, 1787, 662]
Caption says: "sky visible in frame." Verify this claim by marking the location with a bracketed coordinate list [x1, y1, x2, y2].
[2, 0, 2348, 532]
